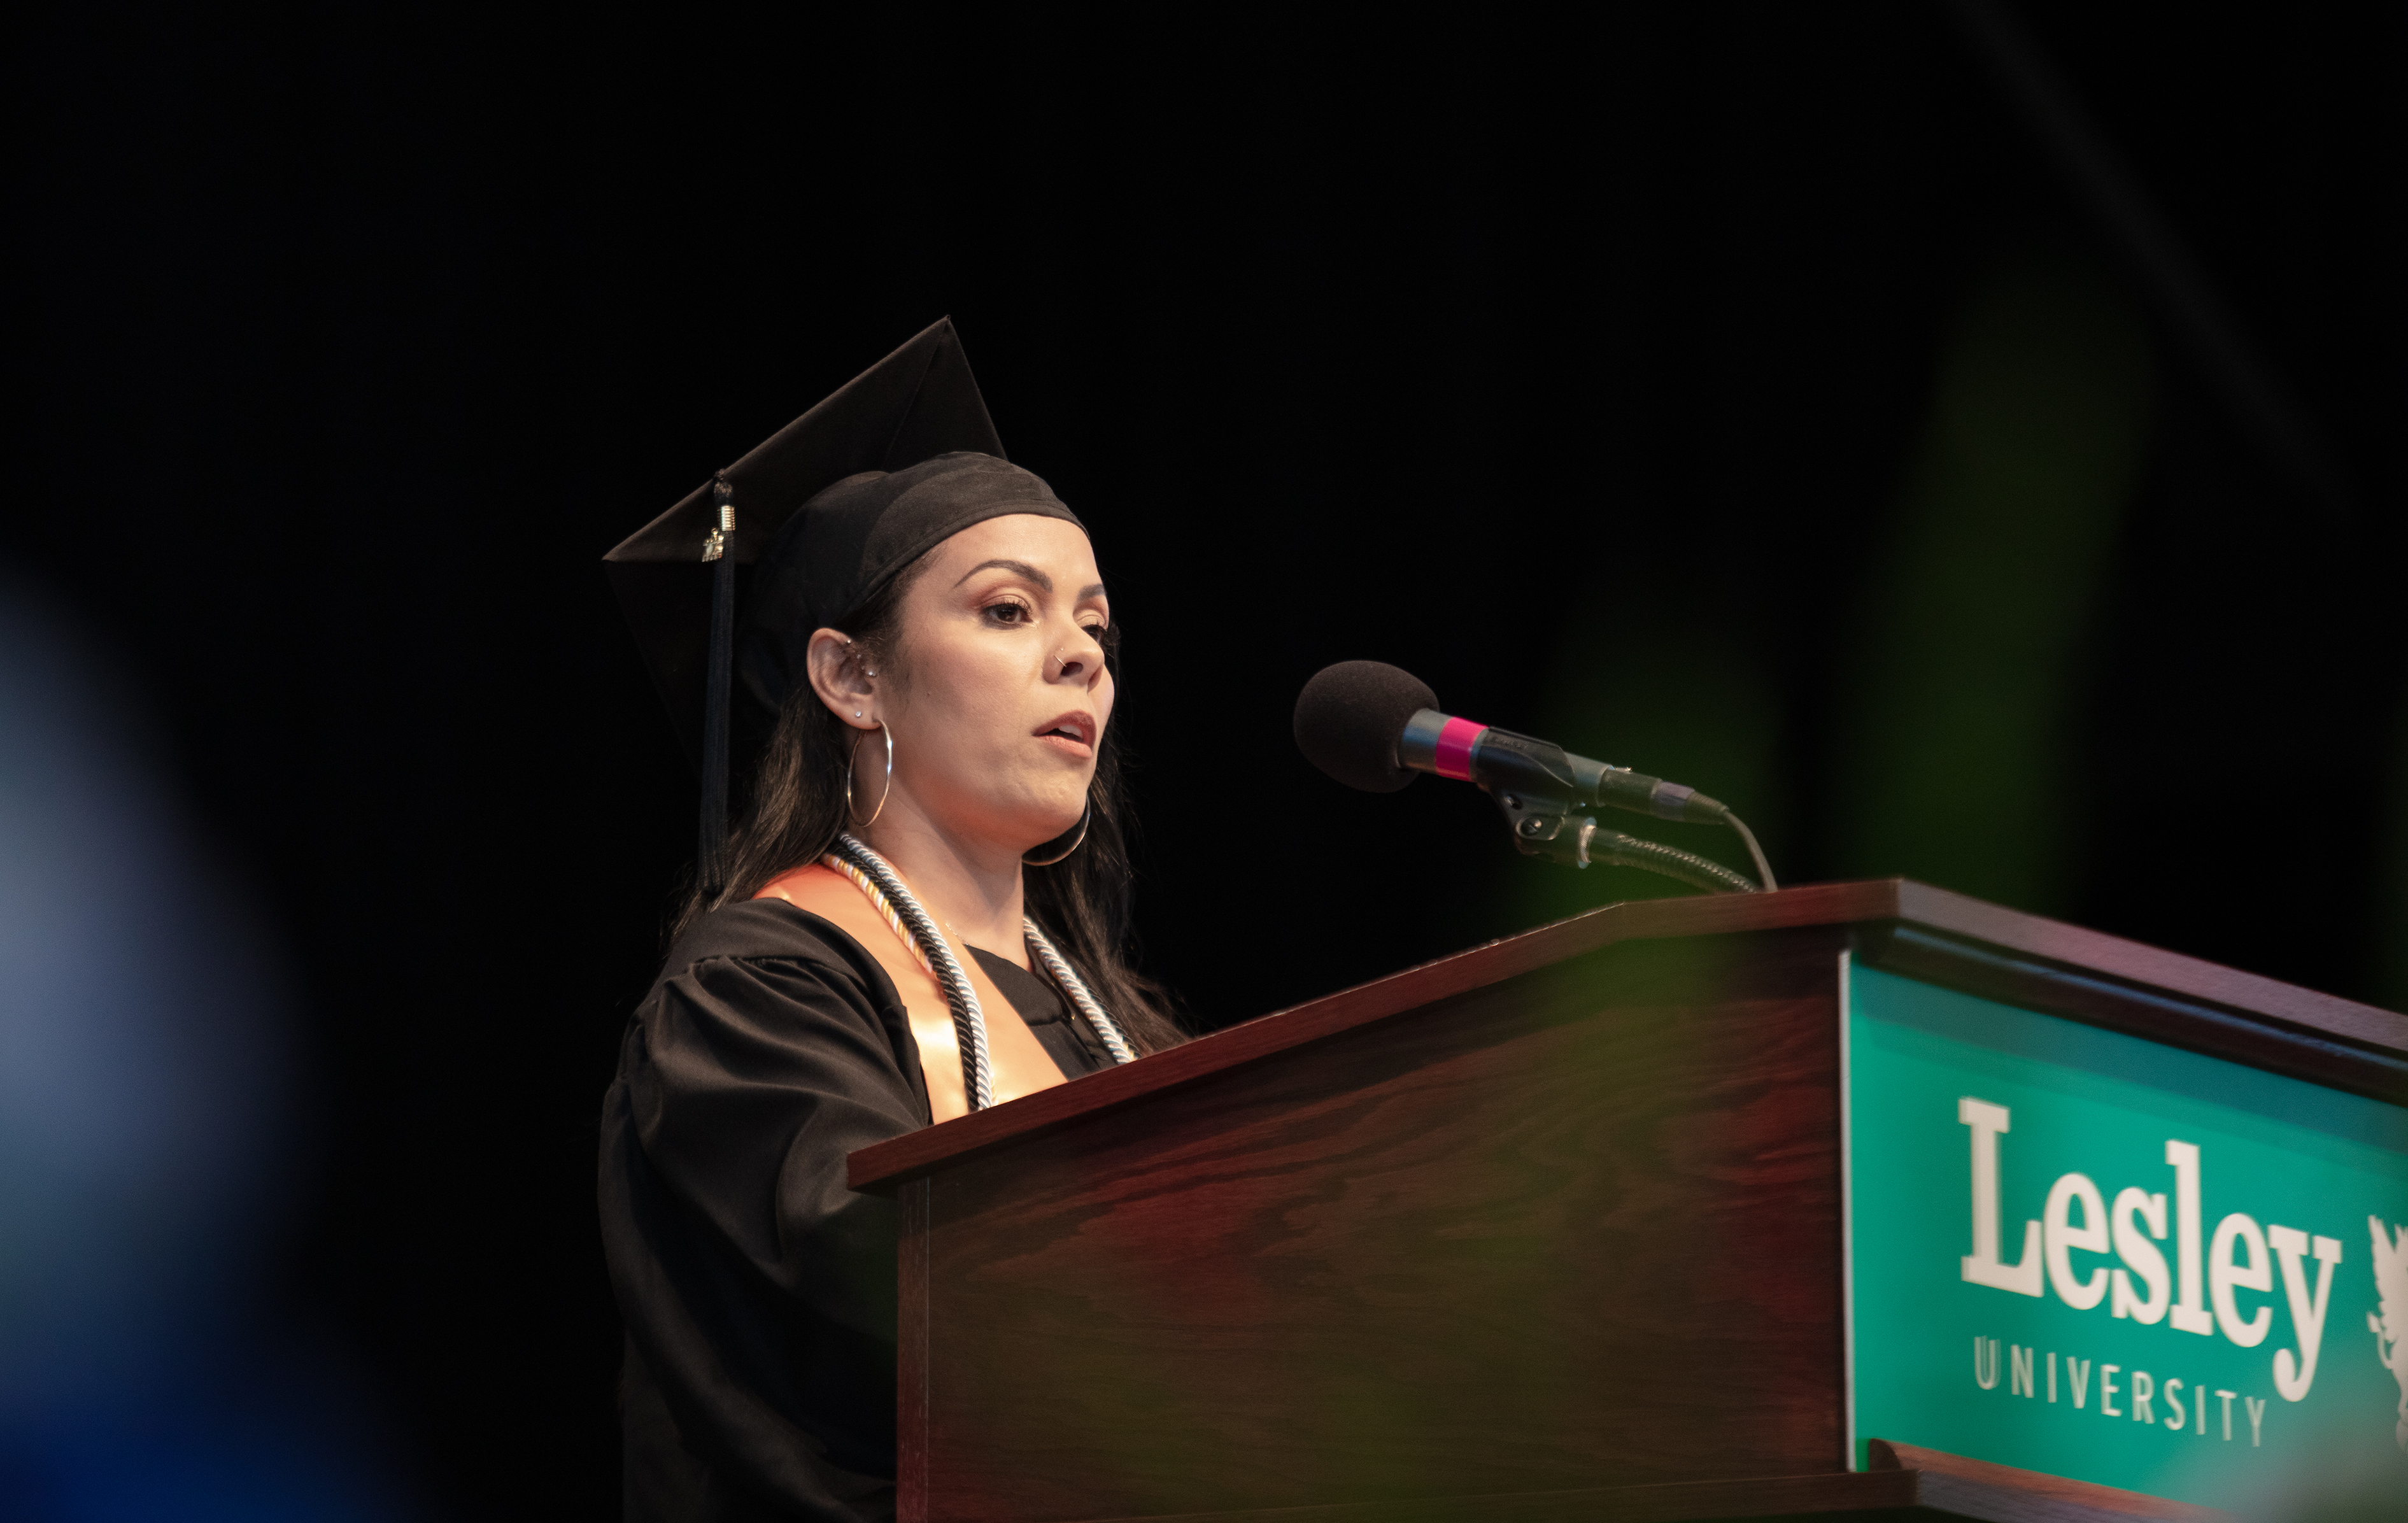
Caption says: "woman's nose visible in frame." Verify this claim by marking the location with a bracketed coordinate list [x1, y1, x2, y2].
[1053, 627, 1105, 683]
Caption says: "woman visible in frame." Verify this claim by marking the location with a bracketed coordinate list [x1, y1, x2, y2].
[598, 327, 1182, 1522]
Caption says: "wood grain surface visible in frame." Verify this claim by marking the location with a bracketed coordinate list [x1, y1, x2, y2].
[895, 1179, 930, 1520]
[910, 931, 1852, 1521]
[854, 881, 2407, 1193]
[1882, 884, 2408, 1052]
[1054, 1468, 1921, 1522]
[974, 1443, 2225, 1523]
[857, 882, 2405, 1521]
[1860, 925, 2408, 1102]
[1051, 1459, 2193, 1523]
[1866, 1442, 2235, 1522]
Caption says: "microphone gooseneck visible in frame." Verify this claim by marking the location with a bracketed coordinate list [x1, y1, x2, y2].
[1293, 660, 1778, 893]
[1583, 828, 1761, 893]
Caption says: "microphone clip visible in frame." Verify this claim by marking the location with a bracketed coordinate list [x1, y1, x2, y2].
[1493, 790, 1589, 865]
[1491, 790, 1762, 893]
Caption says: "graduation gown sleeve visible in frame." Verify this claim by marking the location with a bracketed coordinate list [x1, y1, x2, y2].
[597, 898, 932, 1523]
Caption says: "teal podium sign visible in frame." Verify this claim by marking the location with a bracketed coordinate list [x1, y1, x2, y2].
[1845, 959, 2408, 1509]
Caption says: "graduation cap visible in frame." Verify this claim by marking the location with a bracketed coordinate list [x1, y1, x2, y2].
[606, 317, 1079, 890]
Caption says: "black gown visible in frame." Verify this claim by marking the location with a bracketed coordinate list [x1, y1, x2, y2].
[597, 898, 1114, 1522]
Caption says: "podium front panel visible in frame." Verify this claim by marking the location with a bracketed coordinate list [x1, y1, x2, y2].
[910, 931, 1850, 1520]
[853, 881, 2408, 1522]
[1843, 957, 2408, 1513]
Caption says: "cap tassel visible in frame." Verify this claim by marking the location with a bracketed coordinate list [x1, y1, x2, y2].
[698, 472, 737, 896]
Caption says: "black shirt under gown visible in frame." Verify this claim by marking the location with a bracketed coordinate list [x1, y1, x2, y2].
[597, 898, 1114, 1522]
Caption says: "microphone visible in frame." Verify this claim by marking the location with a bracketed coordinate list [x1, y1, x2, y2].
[1292, 660, 1777, 891]
[1292, 660, 1733, 824]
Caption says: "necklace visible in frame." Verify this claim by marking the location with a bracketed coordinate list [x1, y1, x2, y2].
[826, 832, 1135, 1112]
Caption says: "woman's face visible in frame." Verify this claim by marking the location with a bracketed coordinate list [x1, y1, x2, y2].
[843, 513, 1112, 859]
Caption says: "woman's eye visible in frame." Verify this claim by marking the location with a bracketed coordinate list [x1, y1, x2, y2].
[984, 602, 1030, 625]
[1080, 623, 1107, 642]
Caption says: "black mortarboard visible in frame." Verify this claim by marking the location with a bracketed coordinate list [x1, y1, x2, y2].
[605, 318, 1082, 890]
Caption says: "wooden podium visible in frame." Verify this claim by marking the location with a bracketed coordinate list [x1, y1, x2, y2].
[848, 882, 2408, 1523]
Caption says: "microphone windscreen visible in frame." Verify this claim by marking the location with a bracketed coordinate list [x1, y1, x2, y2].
[1293, 660, 1438, 793]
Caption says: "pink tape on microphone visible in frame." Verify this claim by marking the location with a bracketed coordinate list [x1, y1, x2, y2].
[1433, 716, 1487, 781]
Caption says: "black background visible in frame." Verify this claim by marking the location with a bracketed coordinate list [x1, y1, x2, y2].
[10, 3, 2402, 1514]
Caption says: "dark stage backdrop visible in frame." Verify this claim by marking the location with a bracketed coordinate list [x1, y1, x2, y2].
[10, 3, 2402, 1515]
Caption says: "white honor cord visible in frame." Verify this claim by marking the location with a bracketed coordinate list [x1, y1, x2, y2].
[829, 833, 1132, 1112]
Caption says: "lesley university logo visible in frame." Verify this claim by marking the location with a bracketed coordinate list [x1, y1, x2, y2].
[1845, 962, 2408, 1508]
[2374, 1222, 2408, 1449]
[1960, 1098, 2360, 1440]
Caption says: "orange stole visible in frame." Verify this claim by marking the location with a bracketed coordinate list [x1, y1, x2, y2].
[753, 863, 1066, 1124]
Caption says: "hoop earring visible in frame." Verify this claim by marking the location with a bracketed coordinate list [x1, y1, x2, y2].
[846, 725, 893, 826]
[1022, 801, 1090, 866]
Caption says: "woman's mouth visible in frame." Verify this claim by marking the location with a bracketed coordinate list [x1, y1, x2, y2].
[1035, 712, 1096, 755]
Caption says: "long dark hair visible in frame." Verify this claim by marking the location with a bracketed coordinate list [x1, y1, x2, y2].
[674, 558, 1184, 1054]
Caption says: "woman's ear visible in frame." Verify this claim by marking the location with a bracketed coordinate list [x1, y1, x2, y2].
[804, 628, 879, 728]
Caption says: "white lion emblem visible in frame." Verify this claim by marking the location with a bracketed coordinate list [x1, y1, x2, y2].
[2371, 1216, 2408, 1451]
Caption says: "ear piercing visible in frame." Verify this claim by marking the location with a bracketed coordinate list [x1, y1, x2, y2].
[843, 638, 877, 725]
